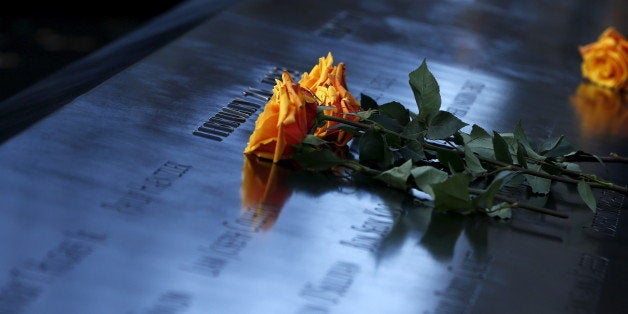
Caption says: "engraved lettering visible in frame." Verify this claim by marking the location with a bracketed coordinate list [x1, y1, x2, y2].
[434, 251, 492, 313]
[298, 262, 359, 312]
[446, 80, 484, 118]
[102, 161, 191, 215]
[587, 190, 623, 238]
[566, 253, 608, 313]
[0, 231, 106, 312]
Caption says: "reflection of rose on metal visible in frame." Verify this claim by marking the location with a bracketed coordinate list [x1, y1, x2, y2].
[240, 156, 292, 230]
[570, 83, 628, 138]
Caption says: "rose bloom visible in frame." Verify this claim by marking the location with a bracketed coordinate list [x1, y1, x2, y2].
[570, 83, 628, 139]
[299, 53, 361, 146]
[579, 27, 628, 90]
[243, 72, 318, 163]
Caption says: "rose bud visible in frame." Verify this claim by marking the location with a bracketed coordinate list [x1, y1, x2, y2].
[244, 72, 318, 163]
[299, 53, 361, 146]
[579, 27, 628, 90]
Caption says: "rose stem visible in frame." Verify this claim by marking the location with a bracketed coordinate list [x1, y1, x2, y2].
[566, 153, 628, 163]
[321, 114, 628, 195]
[468, 188, 568, 219]
[340, 159, 568, 218]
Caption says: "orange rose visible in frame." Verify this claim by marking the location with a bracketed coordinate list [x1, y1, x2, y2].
[570, 83, 628, 138]
[244, 72, 318, 163]
[299, 53, 361, 146]
[579, 27, 628, 90]
[240, 156, 291, 230]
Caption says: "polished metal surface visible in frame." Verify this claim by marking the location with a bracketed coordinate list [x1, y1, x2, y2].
[1, 1, 627, 313]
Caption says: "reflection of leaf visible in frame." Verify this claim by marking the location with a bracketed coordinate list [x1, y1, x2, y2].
[463, 217, 489, 259]
[376, 201, 429, 266]
[420, 212, 465, 261]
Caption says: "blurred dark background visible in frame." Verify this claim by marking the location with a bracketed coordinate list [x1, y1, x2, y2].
[0, 0, 184, 102]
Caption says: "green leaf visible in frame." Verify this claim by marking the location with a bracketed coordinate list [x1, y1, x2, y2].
[563, 162, 581, 172]
[374, 160, 413, 190]
[361, 93, 379, 110]
[370, 114, 404, 133]
[401, 118, 426, 139]
[463, 145, 485, 175]
[544, 137, 576, 158]
[293, 148, 344, 171]
[494, 170, 523, 188]
[437, 149, 465, 172]
[459, 125, 494, 158]
[327, 124, 360, 135]
[577, 180, 597, 212]
[485, 203, 512, 219]
[409, 59, 441, 121]
[432, 174, 473, 213]
[411, 166, 448, 197]
[301, 135, 328, 146]
[359, 129, 386, 163]
[349, 109, 377, 120]
[426, 111, 468, 140]
[523, 164, 551, 194]
[399, 140, 426, 162]
[504, 173, 525, 188]
[514, 121, 544, 160]
[493, 132, 513, 163]
[472, 178, 504, 209]
[516, 143, 528, 168]
[379, 102, 410, 126]
[539, 136, 562, 153]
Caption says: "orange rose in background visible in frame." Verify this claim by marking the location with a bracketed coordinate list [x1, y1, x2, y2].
[240, 156, 291, 230]
[570, 83, 628, 138]
[579, 27, 628, 90]
[244, 72, 318, 163]
[299, 53, 361, 146]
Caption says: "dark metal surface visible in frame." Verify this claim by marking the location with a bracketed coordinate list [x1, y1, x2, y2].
[0, 0, 238, 143]
[1, 0, 627, 313]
